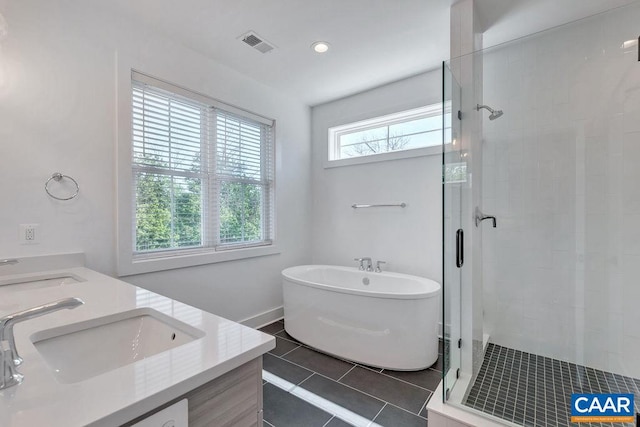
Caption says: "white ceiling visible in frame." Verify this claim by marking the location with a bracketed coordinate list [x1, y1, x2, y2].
[477, 0, 638, 48]
[105, 0, 638, 106]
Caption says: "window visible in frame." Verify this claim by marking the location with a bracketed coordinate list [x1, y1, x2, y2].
[327, 104, 450, 166]
[444, 162, 467, 184]
[130, 72, 275, 261]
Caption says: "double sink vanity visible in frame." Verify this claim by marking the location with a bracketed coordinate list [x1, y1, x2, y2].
[0, 257, 274, 426]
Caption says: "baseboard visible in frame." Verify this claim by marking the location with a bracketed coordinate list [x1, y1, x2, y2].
[240, 306, 284, 329]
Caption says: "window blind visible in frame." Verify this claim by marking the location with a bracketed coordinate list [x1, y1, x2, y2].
[215, 110, 274, 247]
[131, 72, 275, 256]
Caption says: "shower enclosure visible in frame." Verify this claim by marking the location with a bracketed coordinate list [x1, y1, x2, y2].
[442, 3, 640, 425]
[442, 61, 462, 400]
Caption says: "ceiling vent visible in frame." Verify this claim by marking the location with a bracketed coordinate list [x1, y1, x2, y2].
[239, 31, 275, 54]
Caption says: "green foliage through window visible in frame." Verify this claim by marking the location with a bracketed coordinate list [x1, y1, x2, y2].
[132, 76, 274, 254]
[219, 181, 263, 243]
[135, 172, 202, 251]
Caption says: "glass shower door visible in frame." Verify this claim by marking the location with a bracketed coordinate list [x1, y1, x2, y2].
[442, 61, 463, 400]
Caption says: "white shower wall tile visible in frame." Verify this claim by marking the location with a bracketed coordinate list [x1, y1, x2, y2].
[583, 302, 608, 332]
[482, 2, 640, 378]
[608, 352, 627, 375]
[622, 132, 640, 177]
[552, 213, 574, 251]
[622, 306, 640, 338]
[606, 275, 624, 313]
[585, 174, 610, 198]
[585, 251, 608, 273]
[482, 169, 496, 200]
[623, 86, 640, 133]
[585, 214, 609, 252]
[623, 335, 640, 362]
[621, 255, 640, 295]
[608, 313, 624, 349]
[622, 214, 640, 255]
[583, 268, 607, 294]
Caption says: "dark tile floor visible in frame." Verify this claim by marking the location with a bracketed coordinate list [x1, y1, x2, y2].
[258, 320, 440, 427]
[465, 343, 640, 427]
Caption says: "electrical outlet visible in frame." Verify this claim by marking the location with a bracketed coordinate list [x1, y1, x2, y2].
[19, 224, 39, 244]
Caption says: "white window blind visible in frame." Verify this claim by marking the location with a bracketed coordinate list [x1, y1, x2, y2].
[131, 72, 274, 257]
[215, 110, 274, 247]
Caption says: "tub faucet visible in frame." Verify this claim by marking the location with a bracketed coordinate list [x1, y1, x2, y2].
[354, 258, 373, 272]
[375, 261, 386, 273]
[0, 297, 84, 390]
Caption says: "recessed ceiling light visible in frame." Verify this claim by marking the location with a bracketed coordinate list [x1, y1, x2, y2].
[311, 41, 330, 53]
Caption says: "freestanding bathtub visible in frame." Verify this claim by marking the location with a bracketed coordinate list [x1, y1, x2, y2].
[282, 265, 441, 371]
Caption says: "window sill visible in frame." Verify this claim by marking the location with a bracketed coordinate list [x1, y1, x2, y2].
[117, 245, 281, 277]
[324, 145, 442, 169]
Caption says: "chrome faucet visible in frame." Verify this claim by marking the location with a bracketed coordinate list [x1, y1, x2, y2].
[475, 207, 497, 228]
[0, 297, 83, 390]
[0, 259, 18, 267]
[354, 257, 373, 272]
[375, 261, 386, 273]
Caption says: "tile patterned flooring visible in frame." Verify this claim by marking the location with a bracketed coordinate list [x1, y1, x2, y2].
[464, 343, 640, 427]
[258, 320, 440, 427]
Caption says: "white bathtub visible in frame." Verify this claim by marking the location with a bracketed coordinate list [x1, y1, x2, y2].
[281, 265, 441, 371]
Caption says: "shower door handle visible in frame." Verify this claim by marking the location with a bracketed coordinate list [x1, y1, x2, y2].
[456, 229, 464, 268]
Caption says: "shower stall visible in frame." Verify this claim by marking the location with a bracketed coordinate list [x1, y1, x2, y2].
[442, 2, 640, 425]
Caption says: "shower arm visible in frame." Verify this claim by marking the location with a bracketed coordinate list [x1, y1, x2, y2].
[476, 104, 494, 113]
[476, 103, 503, 120]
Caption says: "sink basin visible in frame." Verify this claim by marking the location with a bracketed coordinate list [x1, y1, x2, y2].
[0, 273, 85, 291]
[31, 308, 205, 384]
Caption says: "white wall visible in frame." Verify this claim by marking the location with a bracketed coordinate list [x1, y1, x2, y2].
[482, 2, 640, 377]
[310, 72, 442, 281]
[0, 0, 312, 322]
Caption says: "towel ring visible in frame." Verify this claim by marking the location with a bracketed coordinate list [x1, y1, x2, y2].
[45, 173, 79, 201]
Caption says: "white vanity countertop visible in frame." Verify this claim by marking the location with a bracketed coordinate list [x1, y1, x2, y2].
[0, 267, 275, 427]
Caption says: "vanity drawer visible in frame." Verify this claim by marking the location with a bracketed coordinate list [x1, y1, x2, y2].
[123, 358, 263, 427]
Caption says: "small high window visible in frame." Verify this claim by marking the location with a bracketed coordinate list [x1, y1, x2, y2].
[327, 104, 449, 166]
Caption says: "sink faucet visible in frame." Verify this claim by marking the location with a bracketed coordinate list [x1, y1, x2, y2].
[354, 257, 373, 272]
[0, 297, 84, 390]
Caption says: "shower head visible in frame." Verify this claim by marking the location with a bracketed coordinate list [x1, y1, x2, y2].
[489, 110, 503, 120]
[476, 104, 503, 120]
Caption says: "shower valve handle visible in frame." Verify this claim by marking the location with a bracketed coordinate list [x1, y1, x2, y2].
[475, 207, 497, 228]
